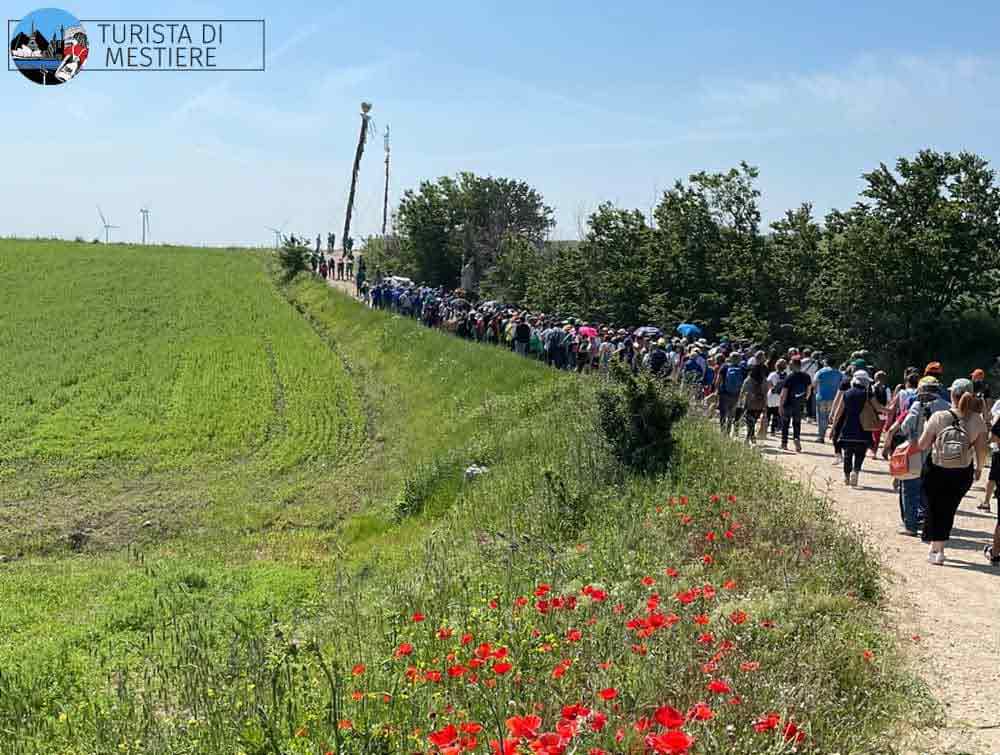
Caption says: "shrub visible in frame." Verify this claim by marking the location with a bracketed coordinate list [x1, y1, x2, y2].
[277, 236, 311, 281]
[596, 360, 687, 473]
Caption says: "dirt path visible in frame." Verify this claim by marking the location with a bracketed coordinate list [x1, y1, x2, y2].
[760, 429, 999, 754]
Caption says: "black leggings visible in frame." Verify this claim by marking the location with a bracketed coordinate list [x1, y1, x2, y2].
[842, 442, 867, 477]
[922, 462, 974, 542]
[745, 409, 762, 442]
[767, 407, 780, 433]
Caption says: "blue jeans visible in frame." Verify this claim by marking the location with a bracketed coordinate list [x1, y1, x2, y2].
[816, 399, 833, 440]
[899, 477, 922, 532]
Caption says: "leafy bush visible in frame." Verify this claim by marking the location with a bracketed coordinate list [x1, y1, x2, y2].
[596, 360, 687, 473]
[277, 235, 310, 281]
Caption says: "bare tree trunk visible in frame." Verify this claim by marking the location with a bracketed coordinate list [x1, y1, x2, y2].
[343, 104, 371, 257]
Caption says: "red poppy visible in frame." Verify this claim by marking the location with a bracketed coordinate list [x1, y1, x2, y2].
[436, 627, 453, 639]
[710, 494, 721, 504]
[641, 576, 656, 587]
[394, 643, 414, 658]
[561, 703, 589, 720]
[654, 705, 685, 729]
[862, 650, 875, 662]
[730, 610, 748, 625]
[490, 739, 519, 755]
[697, 633, 715, 645]
[598, 687, 617, 700]
[350, 690, 363, 701]
[705, 532, 716, 542]
[337, 719, 352, 730]
[460, 633, 473, 645]
[665, 567, 680, 578]
[492, 662, 513, 675]
[461, 723, 483, 735]
[702, 554, 714, 565]
[351, 663, 365, 676]
[424, 670, 442, 682]
[589, 710, 608, 731]
[447, 665, 466, 677]
[506, 715, 542, 739]
[488, 599, 499, 609]
[687, 702, 714, 721]
[783, 720, 807, 743]
[428, 724, 458, 747]
[740, 661, 760, 672]
[515, 596, 529, 608]
[707, 679, 732, 694]
[535, 583, 551, 597]
[722, 579, 737, 590]
[752, 712, 781, 733]
[693, 614, 710, 626]
[566, 628, 583, 642]
[645, 730, 695, 754]
[411, 612, 426, 623]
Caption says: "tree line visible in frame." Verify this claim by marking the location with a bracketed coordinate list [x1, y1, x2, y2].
[361, 150, 1000, 368]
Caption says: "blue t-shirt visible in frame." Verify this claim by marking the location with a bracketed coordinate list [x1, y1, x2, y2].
[813, 367, 844, 402]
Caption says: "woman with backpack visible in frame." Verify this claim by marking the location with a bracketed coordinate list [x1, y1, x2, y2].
[740, 364, 768, 446]
[908, 379, 988, 565]
[831, 370, 882, 487]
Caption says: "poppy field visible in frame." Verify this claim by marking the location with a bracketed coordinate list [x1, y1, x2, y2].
[0, 243, 931, 754]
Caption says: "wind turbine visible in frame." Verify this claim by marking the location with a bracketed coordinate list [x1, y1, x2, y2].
[139, 203, 151, 245]
[97, 206, 120, 244]
[265, 220, 289, 249]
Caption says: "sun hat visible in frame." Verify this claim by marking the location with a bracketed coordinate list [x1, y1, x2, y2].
[971, 368, 986, 381]
[918, 376, 940, 390]
[924, 362, 944, 376]
[950, 378, 974, 396]
[852, 370, 872, 386]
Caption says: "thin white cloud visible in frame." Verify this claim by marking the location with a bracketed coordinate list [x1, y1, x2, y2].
[699, 53, 1000, 126]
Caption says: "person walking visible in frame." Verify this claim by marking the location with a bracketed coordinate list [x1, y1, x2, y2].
[831, 370, 880, 486]
[812, 358, 843, 443]
[778, 357, 811, 452]
[870, 371, 892, 458]
[717, 352, 745, 436]
[908, 379, 987, 565]
[766, 358, 787, 437]
[986, 412, 1000, 565]
[895, 377, 951, 535]
[739, 363, 768, 445]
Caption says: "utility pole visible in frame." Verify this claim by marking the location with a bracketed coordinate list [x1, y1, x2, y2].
[382, 124, 391, 236]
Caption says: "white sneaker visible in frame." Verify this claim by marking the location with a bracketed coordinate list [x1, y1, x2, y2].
[934, 551, 945, 565]
[833, 455, 843, 467]
[849, 471, 859, 487]
[927, 548, 937, 564]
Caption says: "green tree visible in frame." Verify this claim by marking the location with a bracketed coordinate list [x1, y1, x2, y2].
[816, 150, 1000, 364]
[394, 173, 554, 290]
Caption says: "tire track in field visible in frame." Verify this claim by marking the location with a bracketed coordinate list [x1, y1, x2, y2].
[261, 337, 288, 445]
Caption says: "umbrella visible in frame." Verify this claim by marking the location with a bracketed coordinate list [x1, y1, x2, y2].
[676, 323, 702, 338]
[634, 326, 662, 339]
[578, 326, 598, 338]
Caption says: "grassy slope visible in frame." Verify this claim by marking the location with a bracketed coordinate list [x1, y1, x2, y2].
[0, 242, 927, 754]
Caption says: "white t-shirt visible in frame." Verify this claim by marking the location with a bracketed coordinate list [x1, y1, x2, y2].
[766, 371, 784, 408]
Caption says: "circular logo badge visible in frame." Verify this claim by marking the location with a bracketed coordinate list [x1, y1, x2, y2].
[10, 8, 89, 86]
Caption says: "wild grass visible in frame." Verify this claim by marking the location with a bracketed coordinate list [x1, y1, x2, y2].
[0, 242, 930, 754]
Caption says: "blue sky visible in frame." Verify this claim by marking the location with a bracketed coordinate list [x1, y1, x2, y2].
[4, 0, 1000, 246]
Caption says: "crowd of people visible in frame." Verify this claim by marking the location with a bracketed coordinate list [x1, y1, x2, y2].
[348, 275, 1000, 569]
